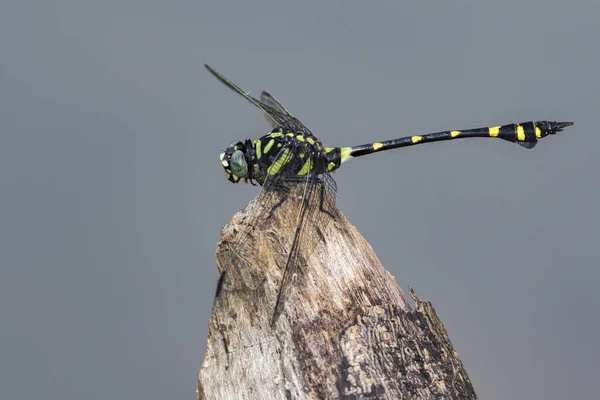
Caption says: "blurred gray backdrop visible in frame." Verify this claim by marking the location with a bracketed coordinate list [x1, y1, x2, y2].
[1, 1, 598, 399]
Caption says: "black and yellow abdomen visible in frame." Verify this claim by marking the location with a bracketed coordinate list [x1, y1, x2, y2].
[323, 121, 572, 172]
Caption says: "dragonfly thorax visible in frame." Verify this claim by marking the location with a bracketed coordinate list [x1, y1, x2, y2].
[219, 127, 331, 186]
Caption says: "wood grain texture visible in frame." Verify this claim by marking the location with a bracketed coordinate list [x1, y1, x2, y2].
[198, 193, 477, 399]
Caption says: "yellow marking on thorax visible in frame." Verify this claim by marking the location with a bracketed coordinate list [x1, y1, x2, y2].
[327, 162, 336, 171]
[255, 140, 262, 159]
[269, 130, 283, 138]
[535, 126, 542, 138]
[263, 138, 275, 154]
[372, 142, 383, 151]
[489, 126, 500, 137]
[267, 148, 291, 175]
[297, 158, 313, 176]
[451, 130, 461, 138]
[517, 125, 525, 141]
[412, 136, 423, 143]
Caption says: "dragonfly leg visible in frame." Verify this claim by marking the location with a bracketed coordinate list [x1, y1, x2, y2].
[319, 181, 336, 220]
[265, 186, 290, 221]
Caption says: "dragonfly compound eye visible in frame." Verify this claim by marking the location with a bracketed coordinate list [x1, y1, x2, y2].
[230, 150, 248, 179]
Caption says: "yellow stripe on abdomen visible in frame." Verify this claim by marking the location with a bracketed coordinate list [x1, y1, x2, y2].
[341, 147, 352, 161]
[489, 126, 500, 137]
[517, 125, 525, 141]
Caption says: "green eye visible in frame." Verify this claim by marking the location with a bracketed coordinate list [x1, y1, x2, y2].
[230, 150, 248, 178]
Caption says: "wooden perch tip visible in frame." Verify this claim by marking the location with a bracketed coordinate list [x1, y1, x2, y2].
[198, 196, 477, 399]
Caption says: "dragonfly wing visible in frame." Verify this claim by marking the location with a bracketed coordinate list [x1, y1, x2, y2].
[205, 65, 314, 135]
[260, 90, 295, 129]
[271, 153, 338, 326]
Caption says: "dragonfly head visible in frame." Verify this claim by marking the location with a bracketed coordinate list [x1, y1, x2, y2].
[219, 139, 255, 184]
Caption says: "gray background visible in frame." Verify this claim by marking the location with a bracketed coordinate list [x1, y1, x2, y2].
[1, 1, 598, 399]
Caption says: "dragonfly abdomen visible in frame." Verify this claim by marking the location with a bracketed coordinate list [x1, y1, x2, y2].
[338, 121, 573, 163]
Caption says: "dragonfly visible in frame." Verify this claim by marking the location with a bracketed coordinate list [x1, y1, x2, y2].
[206, 64, 573, 325]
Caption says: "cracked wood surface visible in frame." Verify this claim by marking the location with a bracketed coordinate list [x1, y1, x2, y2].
[198, 194, 477, 399]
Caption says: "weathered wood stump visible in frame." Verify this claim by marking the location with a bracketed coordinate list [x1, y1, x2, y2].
[198, 194, 477, 399]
